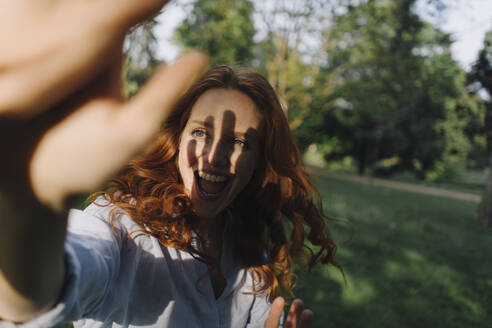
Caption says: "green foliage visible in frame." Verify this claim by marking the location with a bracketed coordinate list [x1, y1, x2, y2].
[174, 0, 256, 66]
[424, 160, 455, 182]
[469, 29, 492, 157]
[471, 30, 492, 95]
[122, 20, 161, 99]
[470, 28, 492, 226]
[454, 91, 488, 168]
[296, 0, 470, 177]
[171, 0, 481, 179]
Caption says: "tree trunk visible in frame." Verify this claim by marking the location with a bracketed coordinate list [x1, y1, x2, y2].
[475, 153, 492, 227]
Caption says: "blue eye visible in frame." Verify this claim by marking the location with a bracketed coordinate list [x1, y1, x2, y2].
[233, 139, 246, 148]
[191, 129, 206, 138]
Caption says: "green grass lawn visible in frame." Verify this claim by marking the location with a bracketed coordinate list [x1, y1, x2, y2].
[293, 174, 492, 328]
[387, 167, 488, 195]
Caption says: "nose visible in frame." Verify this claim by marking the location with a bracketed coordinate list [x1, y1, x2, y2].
[204, 137, 231, 168]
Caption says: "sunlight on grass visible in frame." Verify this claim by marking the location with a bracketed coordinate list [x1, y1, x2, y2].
[335, 246, 355, 259]
[390, 248, 486, 318]
[293, 174, 492, 328]
[320, 268, 375, 306]
[384, 260, 400, 278]
[342, 277, 375, 305]
[402, 249, 424, 262]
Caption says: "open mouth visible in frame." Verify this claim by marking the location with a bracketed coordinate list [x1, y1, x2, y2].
[194, 170, 230, 199]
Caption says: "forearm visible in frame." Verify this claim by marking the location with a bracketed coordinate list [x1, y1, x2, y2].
[0, 185, 67, 322]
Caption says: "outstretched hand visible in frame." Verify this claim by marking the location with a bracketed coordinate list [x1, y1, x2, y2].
[0, 0, 208, 212]
[265, 297, 313, 328]
[0, 1, 207, 321]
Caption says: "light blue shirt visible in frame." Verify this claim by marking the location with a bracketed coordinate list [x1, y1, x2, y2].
[1, 201, 271, 328]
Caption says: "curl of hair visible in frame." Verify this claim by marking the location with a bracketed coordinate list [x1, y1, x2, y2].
[100, 65, 341, 301]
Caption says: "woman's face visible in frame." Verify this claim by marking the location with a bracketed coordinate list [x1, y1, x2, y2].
[177, 88, 262, 219]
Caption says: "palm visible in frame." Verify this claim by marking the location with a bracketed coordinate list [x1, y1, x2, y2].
[0, 0, 207, 211]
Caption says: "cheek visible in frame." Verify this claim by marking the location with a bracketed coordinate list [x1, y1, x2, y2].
[232, 151, 257, 181]
[178, 137, 201, 169]
[177, 140, 194, 189]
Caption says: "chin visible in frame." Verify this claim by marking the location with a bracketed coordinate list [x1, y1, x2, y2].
[189, 188, 228, 220]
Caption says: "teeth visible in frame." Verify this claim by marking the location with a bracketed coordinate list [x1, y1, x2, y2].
[198, 171, 226, 183]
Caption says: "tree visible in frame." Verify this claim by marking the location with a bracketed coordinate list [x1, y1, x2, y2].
[458, 81, 488, 169]
[123, 20, 161, 99]
[296, 0, 469, 176]
[470, 29, 492, 227]
[174, 0, 341, 131]
[252, 0, 338, 125]
[174, 0, 256, 66]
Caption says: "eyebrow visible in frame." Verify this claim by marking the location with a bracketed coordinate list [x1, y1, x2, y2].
[190, 120, 213, 127]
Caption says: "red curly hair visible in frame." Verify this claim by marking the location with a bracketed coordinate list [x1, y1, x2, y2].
[100, 65, 340, 300]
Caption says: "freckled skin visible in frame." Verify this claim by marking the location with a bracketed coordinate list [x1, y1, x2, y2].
[177, 88, 262, 220]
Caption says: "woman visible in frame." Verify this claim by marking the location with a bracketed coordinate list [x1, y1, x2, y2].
[94, 65, 340, 326]
[1, 65, 339, 327]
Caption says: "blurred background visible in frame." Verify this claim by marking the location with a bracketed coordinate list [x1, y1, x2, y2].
[68, 0, 492, 327]
[125, 0, 492, 203]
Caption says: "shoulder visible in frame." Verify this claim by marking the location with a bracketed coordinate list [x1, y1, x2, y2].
[67, 197, 141, 242]
[71, 197, 162, 253]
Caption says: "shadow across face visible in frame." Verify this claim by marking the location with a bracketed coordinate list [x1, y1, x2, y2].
[178, 89, 262, 221]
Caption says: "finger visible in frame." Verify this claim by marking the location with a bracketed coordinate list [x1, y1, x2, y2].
[265, 297, 285, 328]
[284, 299, 304, 328]
[113, 0, 172, 28]
[0, 16, 124, 117]
[299, 310, 314, 328]
[120, 51, 208, 147]
[89, 50, 125, 101]
[0, 0, 169, 117]
[29, 52, 207, 212]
